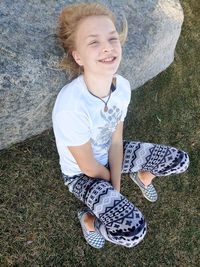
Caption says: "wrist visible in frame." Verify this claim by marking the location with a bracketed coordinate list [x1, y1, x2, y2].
[111, 177, 121, 192]
[104, 167, 111, 181]
[113, 183, 120, 192]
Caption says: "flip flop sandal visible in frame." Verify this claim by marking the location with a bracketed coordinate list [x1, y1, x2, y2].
[78, 207, 105, 249]
[130, 173, 158, 202]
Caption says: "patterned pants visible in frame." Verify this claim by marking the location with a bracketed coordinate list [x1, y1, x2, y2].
[62, 141, 189, 248]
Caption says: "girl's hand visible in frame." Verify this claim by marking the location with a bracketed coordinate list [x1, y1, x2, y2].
[68, 140, 110, 181]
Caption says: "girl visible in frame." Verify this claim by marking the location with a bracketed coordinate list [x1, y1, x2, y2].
[52, 3, 189, 249]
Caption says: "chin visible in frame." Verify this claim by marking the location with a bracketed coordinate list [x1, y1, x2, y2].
[105, 67, 119, 75]
[102, 64, 120, 74]
[99, 69, 118, 77]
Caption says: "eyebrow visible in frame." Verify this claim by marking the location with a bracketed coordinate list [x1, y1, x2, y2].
[85, 30, 117, 40]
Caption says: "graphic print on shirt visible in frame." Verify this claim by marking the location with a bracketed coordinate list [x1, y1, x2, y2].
[91, 105, 122, 150]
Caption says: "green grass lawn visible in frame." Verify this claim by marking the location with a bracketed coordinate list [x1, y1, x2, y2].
[1, 1, 200, 266]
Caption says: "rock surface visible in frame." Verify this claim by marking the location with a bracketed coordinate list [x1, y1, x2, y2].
[0, 0, 184, 150]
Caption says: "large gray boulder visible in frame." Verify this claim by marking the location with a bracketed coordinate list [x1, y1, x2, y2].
[0, 0, 184, 150]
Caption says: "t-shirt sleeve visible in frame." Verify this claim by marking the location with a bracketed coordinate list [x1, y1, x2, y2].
[53, 111, 91, 146]
[120, 80, 131, 121]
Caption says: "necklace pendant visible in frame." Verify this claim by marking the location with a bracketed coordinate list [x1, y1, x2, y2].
[104, 105, 108, 112]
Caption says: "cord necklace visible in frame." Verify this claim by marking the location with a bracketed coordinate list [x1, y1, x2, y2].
[87, 78, 116, 112]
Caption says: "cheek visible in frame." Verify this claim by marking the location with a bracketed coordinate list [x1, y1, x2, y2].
[113, 42, 122, 53]
[117, 45, 122, 59]
[86, 48, 100, 60]
[118, 43, 122, 52]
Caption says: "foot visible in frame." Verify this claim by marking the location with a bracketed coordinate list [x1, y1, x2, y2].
[78, 207, 105, 249]
[137, 171, 155, 187]
[130, 173, 158, 202]
[83, 212, 95, 231]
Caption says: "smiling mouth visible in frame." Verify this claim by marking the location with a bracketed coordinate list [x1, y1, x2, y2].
[99, 57, 116, 63]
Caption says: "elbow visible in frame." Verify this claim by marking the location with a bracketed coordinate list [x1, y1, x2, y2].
[81, 168, 97, 178]
[80, 163, 99, 178]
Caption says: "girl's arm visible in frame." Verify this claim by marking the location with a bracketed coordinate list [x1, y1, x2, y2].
[108, 121, 124, 192]
[68, 141, 110, 181]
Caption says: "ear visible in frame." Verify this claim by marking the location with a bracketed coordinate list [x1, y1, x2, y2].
[72, 51, 83, 66]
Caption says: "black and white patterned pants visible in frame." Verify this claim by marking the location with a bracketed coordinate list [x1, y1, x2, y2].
[62, 141, 189, 248]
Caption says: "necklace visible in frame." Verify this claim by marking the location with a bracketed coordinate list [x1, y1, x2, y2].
[89, 88, 111, 112]
[86, 78, 116, 112]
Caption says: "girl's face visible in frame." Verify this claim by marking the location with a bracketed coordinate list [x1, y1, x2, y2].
[72, 15, 122, 77]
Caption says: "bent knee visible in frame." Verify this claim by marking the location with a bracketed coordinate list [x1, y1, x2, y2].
[181, 151, 190, 171]
[158, 149, 190, 176]
[109, 215, 147, 248]
[125, 218, 147, 248]
[174, 150, 190, 174]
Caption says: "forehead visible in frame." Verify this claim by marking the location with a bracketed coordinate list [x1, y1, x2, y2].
[76, 15, 117, 40]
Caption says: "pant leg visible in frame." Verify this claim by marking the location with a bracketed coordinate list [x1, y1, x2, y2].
[63, 173, 147, 248]
[122, 140, 189, 175]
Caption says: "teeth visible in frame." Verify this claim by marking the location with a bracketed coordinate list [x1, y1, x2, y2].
[101, 57, 115, 62]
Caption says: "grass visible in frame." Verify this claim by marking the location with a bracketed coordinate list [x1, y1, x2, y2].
[1, 1, 200, 266]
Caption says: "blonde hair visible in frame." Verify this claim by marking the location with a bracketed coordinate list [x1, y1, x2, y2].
[57, 3, 128, 78]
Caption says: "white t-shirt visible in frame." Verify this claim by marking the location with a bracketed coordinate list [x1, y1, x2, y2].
[52, 74, 131, 176]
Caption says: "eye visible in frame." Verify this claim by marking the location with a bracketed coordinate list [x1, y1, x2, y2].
[88, 41, 98, 46]
[110, 36, 119, 41]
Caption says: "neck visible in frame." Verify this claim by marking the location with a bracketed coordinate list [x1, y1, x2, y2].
[83, 72, 114, 98]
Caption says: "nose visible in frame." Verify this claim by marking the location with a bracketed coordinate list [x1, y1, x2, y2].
[102, 41, 113, 53]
